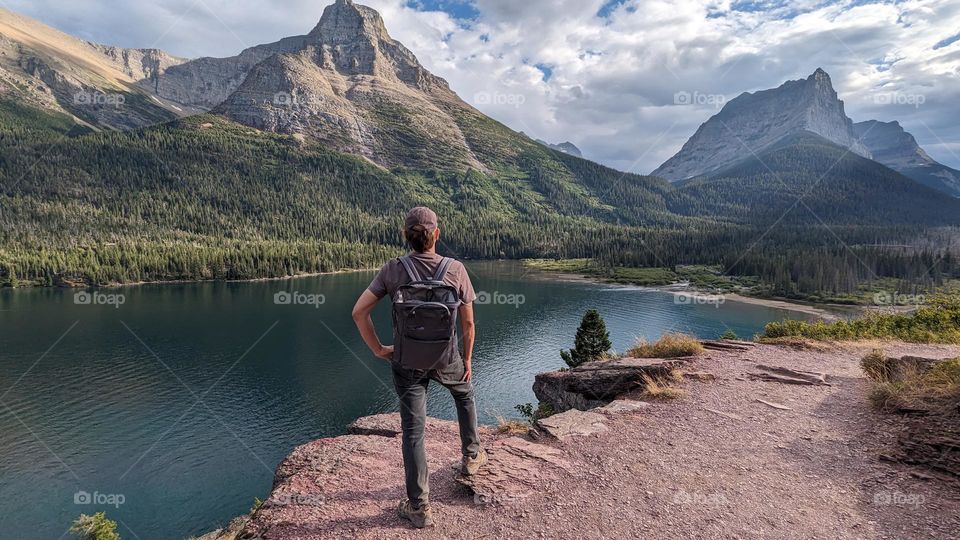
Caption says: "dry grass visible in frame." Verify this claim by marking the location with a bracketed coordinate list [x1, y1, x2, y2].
[861, 352, 960, 413]
[494, 416, 530, 435]
[860, 349, 890, 381]
[627, 333, 704, 358]
[640, 374, 686, 400]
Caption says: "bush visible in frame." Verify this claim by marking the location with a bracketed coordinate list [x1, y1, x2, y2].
[761, 295, 960, 344]
[720, 329, 739, 340]
[560, 309, 612, 367]
[515, 402, 555, 424]
[628, 332, 704, 358]
[70, 513, 120, 540]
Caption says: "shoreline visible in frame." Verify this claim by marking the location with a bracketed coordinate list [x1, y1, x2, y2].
[107, 267, 377, 289]
[3, 261, 871, 320]
[5, 267, 379, 290]
[523, 267, 854, 319]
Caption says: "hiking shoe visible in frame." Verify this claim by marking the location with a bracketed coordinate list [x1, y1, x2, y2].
[461, 449, 488, 476]
[397, 500, 434, 529]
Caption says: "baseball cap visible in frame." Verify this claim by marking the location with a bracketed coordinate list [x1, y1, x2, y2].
[404, 206, 438, 232]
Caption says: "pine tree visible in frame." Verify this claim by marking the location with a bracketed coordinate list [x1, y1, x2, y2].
[560, 309, 612, 368]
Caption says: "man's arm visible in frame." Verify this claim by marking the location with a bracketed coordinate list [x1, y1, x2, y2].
[459, 302, 475, 382]
[352, 290, 393, 361]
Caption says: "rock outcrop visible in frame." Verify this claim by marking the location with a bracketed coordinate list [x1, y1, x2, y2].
[223, 400, 646, 539]
[533, 356, 690, 412]
[652, 68, 870, 181]
[854, 120, 960, 197]
[535, 409, 609, 440]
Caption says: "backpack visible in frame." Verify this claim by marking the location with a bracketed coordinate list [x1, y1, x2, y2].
[391, 256, 462, 370]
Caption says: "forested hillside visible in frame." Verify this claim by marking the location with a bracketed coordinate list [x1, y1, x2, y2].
[1, 102, 958, 299]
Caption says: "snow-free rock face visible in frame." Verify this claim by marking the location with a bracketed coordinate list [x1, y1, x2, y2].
[0, 7, 187, 128]
[854, 120, 960, 197]
[652, 68, 870, 181]
[211, 0, 482, 169]
[136, 36, 311, 111]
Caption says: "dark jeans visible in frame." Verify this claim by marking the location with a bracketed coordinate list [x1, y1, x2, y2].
[391, 358, 481, 508]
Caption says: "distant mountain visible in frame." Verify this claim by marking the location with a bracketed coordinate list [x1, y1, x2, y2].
[2, 1, 960, 291]
[854, 120, 960, 197]
[653, 68, 869, 181]
[536, 139, 583, 157]
[667, 132, 960, 226]
[0, 8, 186, 129]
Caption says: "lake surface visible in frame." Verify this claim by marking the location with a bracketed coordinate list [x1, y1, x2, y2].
[0, 262, 813, 539]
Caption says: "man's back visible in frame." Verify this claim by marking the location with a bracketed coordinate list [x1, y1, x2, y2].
[368, 252, 476, 304]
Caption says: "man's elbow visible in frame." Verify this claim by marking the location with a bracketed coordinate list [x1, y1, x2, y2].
[351, 305, 367, 323]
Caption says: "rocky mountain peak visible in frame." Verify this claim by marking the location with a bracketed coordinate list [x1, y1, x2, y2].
[309, 0, 391, 44]
[211, 0, 474, 170]
[854, 119, 960, 197]
[652, 68, 870, 181]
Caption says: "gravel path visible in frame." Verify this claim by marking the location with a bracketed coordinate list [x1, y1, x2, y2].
[242, 342, 960, 539]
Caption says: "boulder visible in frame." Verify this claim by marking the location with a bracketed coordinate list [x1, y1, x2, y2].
[456, 437, 571, 505]
[536, 409, 609, 441]
[597, 399, 651, 415]
[533, 357, 689, 412]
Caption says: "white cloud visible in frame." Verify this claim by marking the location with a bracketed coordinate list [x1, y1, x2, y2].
[8, 0, 960, 171]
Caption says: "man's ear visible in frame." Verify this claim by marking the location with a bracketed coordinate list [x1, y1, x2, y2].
[434, 228, 441, 242]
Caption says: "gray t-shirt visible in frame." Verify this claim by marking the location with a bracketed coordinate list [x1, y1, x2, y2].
[368, 252, 477, 304]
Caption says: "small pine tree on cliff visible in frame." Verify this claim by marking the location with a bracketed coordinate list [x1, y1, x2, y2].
[560, 309, 612, 368]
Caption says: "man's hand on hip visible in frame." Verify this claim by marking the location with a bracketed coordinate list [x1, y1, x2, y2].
[376, 344, 394, 361]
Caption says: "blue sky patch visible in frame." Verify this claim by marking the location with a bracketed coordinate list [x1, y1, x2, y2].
[406, 0, 479, 20]
[598, 0, 630, 18]
[934, 33, 960, 50]
[534, 63, 554, 82]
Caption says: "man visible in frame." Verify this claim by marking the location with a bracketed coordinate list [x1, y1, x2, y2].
[351, 206, 486, 529]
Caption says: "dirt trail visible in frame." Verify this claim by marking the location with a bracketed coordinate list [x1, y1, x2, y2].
[235, 343, 960, 539]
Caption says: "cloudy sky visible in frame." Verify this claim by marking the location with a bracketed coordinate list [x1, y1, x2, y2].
[7, 0, 960, 172]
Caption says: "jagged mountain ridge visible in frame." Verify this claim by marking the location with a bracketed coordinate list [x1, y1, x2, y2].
[854, 120, 960, 197]
[0, 7, 187, 129]
[652, 69, 869, 181]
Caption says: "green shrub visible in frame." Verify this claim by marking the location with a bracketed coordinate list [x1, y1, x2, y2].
[761, 295, 960, 344]
[720, 329, 739, 340]
[515, 402, 555, 424]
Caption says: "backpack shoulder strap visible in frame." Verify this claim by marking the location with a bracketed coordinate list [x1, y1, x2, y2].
[398, 255, 422, 283]
[432, 257, 454, 282]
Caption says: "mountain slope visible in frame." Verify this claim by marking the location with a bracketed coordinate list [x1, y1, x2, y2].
[667, 131, 960, 226]
[653, 69, 869, 181]
[210, 0, 496, 170]
[854, 120, 960, 197]
[0, 8, 186, 129]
